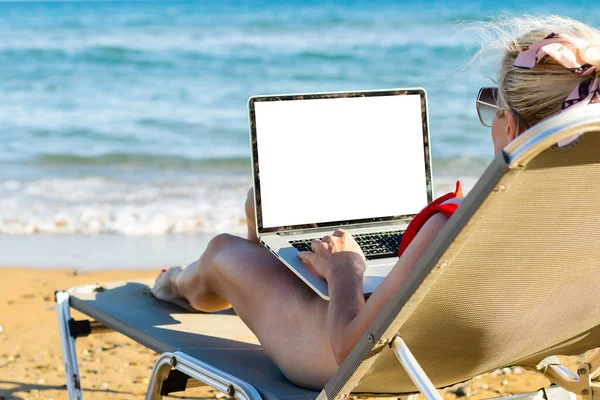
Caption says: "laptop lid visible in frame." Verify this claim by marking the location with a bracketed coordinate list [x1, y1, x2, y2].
[248, 88, 433, 235]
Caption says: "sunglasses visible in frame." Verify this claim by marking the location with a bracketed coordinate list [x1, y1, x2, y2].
[476, 87, 500, 128]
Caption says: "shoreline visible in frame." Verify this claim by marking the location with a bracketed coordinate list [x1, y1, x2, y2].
[0, 176, 479, 271]
[0, 233, 219, 270]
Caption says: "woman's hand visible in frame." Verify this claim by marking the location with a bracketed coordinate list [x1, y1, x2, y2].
[298, 229, 366, 281]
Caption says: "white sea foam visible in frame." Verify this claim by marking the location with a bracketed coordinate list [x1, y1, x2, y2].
[0, 175, 478, 236]
[0, 176, 252, 236]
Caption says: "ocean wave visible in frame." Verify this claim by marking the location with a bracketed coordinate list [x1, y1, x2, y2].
[0, 45, 178, 68]
[0, 173, 480, 236]
[77, 45, 175, 67]
[293, 51, 360, 62]
[0, 29, 481, 78]
[34, 153, 251, 170]
[0, 176, 252, 236]
[432, 154, 492, 177]
[0, 39, 475, 69]
[0, 0, 593, 58]
[0, 25, 479, 55]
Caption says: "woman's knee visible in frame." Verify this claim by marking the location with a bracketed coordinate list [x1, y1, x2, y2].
[203, 233, 238, 263]
[244, 188, 260, 242]
[182, 234, 241, 311]
[245, 188, 256, 222]
[201, 233, 260, 279]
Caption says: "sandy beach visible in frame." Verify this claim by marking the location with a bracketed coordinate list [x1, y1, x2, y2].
[0, 267, 591, 400]
[0, 268, 216, 399]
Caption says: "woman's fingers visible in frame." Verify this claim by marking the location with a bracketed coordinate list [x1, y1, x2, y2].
[333, 229, 345, 237]
[298, 251, 316, 264]
[312, 232, 348, 252]
[311, 239, 322, 252]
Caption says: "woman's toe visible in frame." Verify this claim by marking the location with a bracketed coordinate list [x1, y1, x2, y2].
[151, 266, 182, 301]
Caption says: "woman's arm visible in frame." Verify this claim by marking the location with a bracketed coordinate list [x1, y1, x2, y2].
[299, 212, 449, 365]
[299, 229, 366, 363]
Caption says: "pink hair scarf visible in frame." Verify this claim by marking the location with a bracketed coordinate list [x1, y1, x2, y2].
[513, 33, 600, 146]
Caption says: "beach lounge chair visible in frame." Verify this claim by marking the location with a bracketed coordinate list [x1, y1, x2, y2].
[56, 106, 600, 400]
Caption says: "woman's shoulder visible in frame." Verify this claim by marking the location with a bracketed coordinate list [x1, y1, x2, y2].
[398, 181, 463, 257]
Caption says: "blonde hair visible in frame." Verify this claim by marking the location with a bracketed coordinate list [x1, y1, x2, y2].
[476, 15, 600, 130]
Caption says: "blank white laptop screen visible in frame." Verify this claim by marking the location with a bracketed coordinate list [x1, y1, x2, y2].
[254, 93, 428, 230]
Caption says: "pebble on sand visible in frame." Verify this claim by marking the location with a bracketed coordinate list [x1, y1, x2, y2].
[512, 366, 524, 374]
[452, 386, 469, 397]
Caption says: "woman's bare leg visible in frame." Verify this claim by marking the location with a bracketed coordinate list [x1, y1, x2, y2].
[153, 189, 337, 388]
[154, 187, 267, 310]
[245, 187, 259, 243]
[171, 234, 337, 388]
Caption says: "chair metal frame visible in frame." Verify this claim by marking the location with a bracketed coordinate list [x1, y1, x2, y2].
[56, 290, 262, 400]
[56, 289, 598, 400]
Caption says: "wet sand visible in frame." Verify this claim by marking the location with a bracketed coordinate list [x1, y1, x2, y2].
[0, 267, 588, 399]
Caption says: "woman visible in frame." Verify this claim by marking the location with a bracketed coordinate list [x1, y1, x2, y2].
[152, 15, 600, 390]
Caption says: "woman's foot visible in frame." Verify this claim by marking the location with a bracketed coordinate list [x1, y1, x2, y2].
[151, 266, 197, 312]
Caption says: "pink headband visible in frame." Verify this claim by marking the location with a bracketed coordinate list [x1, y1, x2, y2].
[513, 33, 600, 146]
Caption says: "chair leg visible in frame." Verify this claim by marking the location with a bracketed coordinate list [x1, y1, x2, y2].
[389, 336, 581, 400]
[390, 336, 443, 400]
[481, 385, 576, 400]
[55, 291, 84, 400]
[145, 353, 173, 400]
[145, 352, 262, 400]
[542, 386, 577, 400]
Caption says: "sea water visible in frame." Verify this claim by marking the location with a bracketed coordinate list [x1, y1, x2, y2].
[0, 0, 598, 267]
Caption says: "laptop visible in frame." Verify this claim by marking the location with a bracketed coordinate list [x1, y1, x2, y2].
[248, 88, 433, 300]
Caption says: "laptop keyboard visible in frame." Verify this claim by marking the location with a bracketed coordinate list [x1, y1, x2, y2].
[289, 230, 404, 260]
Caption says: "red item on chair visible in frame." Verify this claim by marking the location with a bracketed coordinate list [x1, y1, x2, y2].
[398, 181, 463, 257]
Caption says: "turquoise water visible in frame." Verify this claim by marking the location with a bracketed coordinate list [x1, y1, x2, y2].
[1, 0, 599, 236]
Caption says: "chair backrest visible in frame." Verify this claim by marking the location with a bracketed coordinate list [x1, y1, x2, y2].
[323, 106, 600, 399]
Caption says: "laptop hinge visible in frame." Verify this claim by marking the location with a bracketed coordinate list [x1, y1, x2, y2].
[272, 219, 413, 237]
